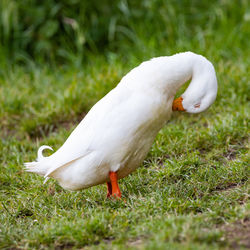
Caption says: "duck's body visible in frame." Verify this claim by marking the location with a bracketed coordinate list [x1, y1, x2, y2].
[25, 52, 217, 194]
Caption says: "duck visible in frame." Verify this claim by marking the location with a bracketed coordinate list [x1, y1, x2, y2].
[25, 51, 218, 198]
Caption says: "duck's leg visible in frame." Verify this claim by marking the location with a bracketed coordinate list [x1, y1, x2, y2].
[109, 171, 121, 198]
[106, 182, 112, 198]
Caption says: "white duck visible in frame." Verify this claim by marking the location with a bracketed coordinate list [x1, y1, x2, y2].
[25, 52, 218, 198]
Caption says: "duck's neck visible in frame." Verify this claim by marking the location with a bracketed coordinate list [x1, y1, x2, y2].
[121, 52, 211, 98]
[164, 52, 195, 96]
[159, 52, 215, 99]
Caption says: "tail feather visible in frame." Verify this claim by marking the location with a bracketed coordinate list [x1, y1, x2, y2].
[24, 161, 48, 176]
[37, 145, 53, 161]
[24, 145, 53, 178]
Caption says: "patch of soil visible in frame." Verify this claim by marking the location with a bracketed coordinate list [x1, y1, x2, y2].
[221, 218, 250, 249]
[128, 238, 143, 246]
[223, 148, 238, 160]
[223, 138, 249, 161]
[55, 243, 75, 250]
[212, 178, 248, 193]
[15, 208, 33, 218]
[48, 186, 55, 196]
[213, 183, 238, 192]
[156, 154, 171, 165]
[127, 237, 146, 247]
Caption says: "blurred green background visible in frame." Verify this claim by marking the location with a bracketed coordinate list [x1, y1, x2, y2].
[0, 1, 249, 249]
[0, 0, 249, 68]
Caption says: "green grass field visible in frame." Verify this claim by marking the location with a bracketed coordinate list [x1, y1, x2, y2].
[0, 1, 249, 249]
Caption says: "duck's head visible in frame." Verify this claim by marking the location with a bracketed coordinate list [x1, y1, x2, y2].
[172, 61, 218, 114]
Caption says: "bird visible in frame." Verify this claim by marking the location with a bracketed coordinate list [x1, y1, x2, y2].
[24, 51, 218, 198]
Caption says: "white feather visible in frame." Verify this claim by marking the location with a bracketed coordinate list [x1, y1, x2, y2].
[37, 145, 53, 161]
[24, 52, 218, 191]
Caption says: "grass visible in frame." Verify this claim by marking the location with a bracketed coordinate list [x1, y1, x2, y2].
[0, 52, 249, 249]
[0, 1, 250, 249]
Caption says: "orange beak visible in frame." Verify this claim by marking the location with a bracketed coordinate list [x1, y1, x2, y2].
[172, 97, 185, 111]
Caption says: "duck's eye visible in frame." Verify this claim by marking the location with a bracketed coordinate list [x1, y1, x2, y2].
[194, 103, 200, 108]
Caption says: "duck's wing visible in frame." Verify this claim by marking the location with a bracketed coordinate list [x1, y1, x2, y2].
[26, 80, 157, 180]
[25, 87, 132, 178]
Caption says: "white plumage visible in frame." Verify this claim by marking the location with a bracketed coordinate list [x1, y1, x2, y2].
[25, 52, 217, 192]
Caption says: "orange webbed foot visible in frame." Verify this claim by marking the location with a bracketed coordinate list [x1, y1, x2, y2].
[106, 182, 112, 198]
[108, 171, 122, 200]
